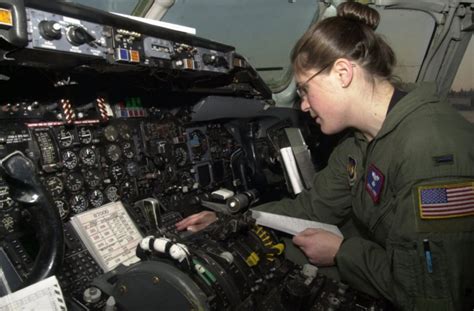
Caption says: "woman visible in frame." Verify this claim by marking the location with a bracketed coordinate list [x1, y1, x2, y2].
[177, 2, 474, 309]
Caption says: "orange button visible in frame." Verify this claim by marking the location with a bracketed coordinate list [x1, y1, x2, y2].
[129, 50, 140, 63]
[0, 8, 13, 27]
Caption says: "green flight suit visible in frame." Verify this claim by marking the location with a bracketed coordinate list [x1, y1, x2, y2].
[254, 83, 474, 310]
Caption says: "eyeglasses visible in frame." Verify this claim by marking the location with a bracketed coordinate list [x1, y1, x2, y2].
[295, 63, 332, 98]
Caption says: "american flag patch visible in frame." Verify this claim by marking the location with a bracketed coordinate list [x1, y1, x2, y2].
[418, 182, 474, 219]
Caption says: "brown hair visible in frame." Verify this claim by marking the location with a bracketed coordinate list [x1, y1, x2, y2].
[291, 1, 396, 81]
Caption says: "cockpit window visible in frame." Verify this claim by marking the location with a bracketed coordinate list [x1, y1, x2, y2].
[161, 0, 319, 92]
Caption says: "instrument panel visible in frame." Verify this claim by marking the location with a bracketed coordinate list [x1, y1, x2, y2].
[0, 116, 243, 224]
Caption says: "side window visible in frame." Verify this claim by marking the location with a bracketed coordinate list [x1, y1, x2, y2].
[448, 39, 474, 123]
[375, 8, 434, 83]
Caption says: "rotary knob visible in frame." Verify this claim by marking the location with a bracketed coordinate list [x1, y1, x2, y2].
[66, 25, 94, 46]
[38, 20, 62, 40]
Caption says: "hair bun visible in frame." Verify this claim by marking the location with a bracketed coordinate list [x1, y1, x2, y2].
[337, 2, 380, 30]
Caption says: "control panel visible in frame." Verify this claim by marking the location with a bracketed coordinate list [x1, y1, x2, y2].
[23, 7, 235, 74]
[27, 8, 107, 58]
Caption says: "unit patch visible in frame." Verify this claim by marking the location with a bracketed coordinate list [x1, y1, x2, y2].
[365, 164, 384, 204]
[417, 182, 474, 219]
[347, 156, 357, 186]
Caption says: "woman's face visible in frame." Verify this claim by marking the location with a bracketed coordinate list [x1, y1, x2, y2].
[295, 67, 349, 134]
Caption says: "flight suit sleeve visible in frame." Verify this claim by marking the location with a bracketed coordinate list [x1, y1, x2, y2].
[336, 115, 474, 310]
[252, 139, 354, 225]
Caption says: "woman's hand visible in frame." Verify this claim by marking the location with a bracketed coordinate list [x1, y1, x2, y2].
[292, 228, 343, 266]
[175, 211, 217, 232]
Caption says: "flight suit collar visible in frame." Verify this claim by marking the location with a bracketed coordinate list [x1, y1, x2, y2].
[374, 82, 439, 141]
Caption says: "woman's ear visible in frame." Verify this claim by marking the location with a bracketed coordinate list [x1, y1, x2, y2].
[333, 58, 354, 88]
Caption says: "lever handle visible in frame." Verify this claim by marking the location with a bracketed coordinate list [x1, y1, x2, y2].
[0, 151, 64, 287]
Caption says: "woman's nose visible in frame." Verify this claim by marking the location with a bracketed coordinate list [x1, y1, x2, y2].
[300, 96, 309, 112]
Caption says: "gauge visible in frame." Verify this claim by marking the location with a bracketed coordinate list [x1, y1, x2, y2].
[62, 150, 78, 170]
[89, 190, 104, 208]
[45, 176, 64, 196]
[104, 125, 118, 142]
[65, 172, 84, 192]
[79, 147, 97, 166]
[34, 130, 61, 168]
[70, 194, 88, 214]
[174, 146, 188, 167]
[57, 128, 74, 148]
[122, 142, 135, 159]
[0, 212, 17, 234]
[0, 185, 14, 211]
[118, 123, 132, 140]
[105, 185, 119, 202]
[106, 144, 121, 161]
[55, 199, 69, 220]
[78, 127, 93, 144]
[84, 170, 101, 188]
[126, 161, 139, 177]
[109, 164, 124, 181]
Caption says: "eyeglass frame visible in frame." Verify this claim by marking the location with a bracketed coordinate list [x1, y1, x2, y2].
[295, 62, 333, 98]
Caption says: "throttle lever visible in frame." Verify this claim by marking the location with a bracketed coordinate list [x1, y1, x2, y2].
[0, 151, 64, 288]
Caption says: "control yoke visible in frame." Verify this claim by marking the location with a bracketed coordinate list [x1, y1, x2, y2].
[0, 151, 64, 287]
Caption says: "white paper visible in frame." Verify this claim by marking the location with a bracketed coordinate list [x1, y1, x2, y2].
[0, 276, 67, 311]
[280, 147, 304, 194]
[70, 201, 142, 272]
[251, 211, 343, 237]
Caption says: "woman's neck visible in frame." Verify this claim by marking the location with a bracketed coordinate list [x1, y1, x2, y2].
[353, 80, 395, 141]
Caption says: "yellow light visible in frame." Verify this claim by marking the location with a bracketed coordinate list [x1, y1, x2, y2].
[0, 8, 13, 27]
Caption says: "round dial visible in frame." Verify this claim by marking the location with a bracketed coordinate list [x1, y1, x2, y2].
[62, 150, 78, 170]
[109, 164, 124, 181]
[45, 176, 64, 196]
[70, 194, 88, 213]
[89, 190, 104, 208]
[104, 125, 118, 142]
[57, 128, 74, 148]
[66, 26, 91, 46]
[78, 127, 93, 144]
[118, 123, 132, 140]
[174, 146, 188, 167]
[84, 170, 101, 188]
[0, 212, 17, 234]
[39, 20, 62, 40]
[126, 161, 139, 177]
[65, 172, 84, 192]
[122, 142, 134, 159]
[105, 185, 119, 202]
[106, 144, 122, 162]
[0, 185, 14, 211]
[55, 199, 69, 220]
[79, 147, 96, 166]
